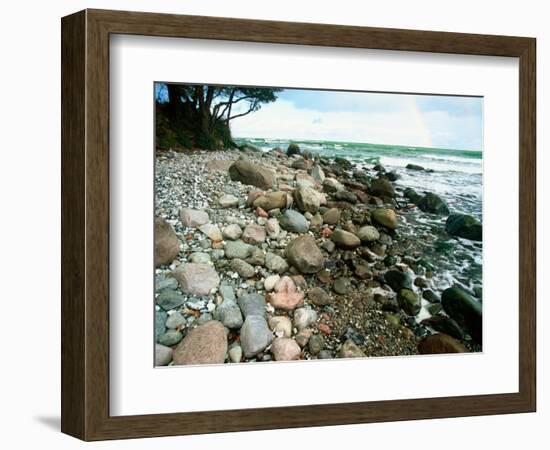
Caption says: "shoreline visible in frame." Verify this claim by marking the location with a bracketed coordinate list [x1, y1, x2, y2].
[154, 144, 483, 366]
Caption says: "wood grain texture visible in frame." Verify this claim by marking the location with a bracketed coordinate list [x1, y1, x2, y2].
[61, 8, 537, 441]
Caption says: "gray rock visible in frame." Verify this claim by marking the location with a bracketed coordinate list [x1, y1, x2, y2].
[224, 240, 254, 259]
[165, 311, 186, 329]
[333, 277, 350, 295]
[180, 208, 209, 228]
[446, 213, 482, 241]
[317, 350, 334, 359]
[384, 269, 413, 292]
[196, 313, 213, 325]
[238, 293, 267, 318]
[332, 229, 361, 249]
[308, 287, 331, 306]
[294, 186, 321, 214]
[222, 224, 243, 241]
[155, 344, 173, 366]
[311, 165, 325, 182]
[357, 225, 380, 242]
[279, 209, 310, 233]
[322, 208, 341, 225]
[155, 310, 167, 341]
[442, 285, 482, 343]
[156, 289, 185, 311]
[418, 192, 450, 215]
[219, 283, 236, 301]
[215, 299, 244, 329]
[231, 259, 255, 278]
[189, 252, 212, 264]
[228, 344, 243, 363]
[308, 334, 324, 355]
[218, 194, 240, 208]
[265, 252, 289, 274]
[294, 308, 318, 330]
[158, 329, 183, 346]
[240, 315, 273, 358]
[155, 276, 178, 292]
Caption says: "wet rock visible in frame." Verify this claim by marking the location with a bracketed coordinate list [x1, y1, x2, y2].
[267, 276, 305, 310]
[339, 340, 366, 358]
[442, 285, 482, 343]
[406, 163, 425, 171]
[155, 344, 173, 366]
[422, 289, 440, 303]
[418, 333, 468, 354]
[422, 315, 464, 340]
[224, 240, 254, 259]
[240, 315, 273, 358]
[154, 217, 180, 267]
[308, 286, 331, 306]
[370, 177, 395, 200]
[268, 315, 292, 338]
[357, 225, 380, 242]
[417, 192, 450, 215]
[331, 229, 361, 249]
[230, 259, 255, 278]
[397, 289, 421, 316]
[384, 269, 412, 292]
[238, 293, 267, 318]
[446, 213, 482, 241]
[279, 209, 310, 233]
[242, 223, 266, 245]
[404, 187, 422, 204]
[334, 156, 353, 170]
[180, 208, 209, 228]
[172, 320, 227, 365]
[372, 208, 398, 229]
[253, 191, 287, 211]
[285, 235, 325, 274]
[228, 159, 275, 189]
[287, 143, 301, 156]
[265, 252, 289, 274]
[174, 263, 220, 296]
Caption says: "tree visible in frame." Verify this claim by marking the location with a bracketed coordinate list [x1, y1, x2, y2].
[156, 84, 281, 150]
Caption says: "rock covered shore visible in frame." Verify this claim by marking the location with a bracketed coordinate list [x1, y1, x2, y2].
[154, 144, 483, 366]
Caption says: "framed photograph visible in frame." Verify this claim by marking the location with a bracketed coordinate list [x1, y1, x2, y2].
[61, 9, 536, 441]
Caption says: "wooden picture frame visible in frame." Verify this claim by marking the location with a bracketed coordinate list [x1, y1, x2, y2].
[61, 9, 536, 441]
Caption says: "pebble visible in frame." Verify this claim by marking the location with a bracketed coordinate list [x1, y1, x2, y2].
[271, 337, 301, 361]
[155, 344, 173, 366]
[165, 311, 186, 329]
[294, 308, 318, 330]
[264, 274, 281, 292]
[158, 329, 183, 346]
[240, 315, 273, 358]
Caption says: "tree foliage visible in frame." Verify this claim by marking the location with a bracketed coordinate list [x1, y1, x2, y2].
[156, 84, 281, 150]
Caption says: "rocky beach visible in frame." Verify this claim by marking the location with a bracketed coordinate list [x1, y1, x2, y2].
[154, 143, 483, 366]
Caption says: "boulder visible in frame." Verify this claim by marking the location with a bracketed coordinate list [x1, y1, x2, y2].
[372, 208, 398, 229]
[446, 213, 482, 241]
[285, 235, 325, 274]
[417, 192, 450, 215]
[334, 156, 353, 170]
[397, 289, 421, 316]
[331, 229, 361, 249]
[172, 321, 227, 365]
[271, 337, 301, 361]
[322, 177, 345, 193]
[179, 208, 209, 228]
[173, 263, 220, 296]
[421, 315, 464, 340]
[384, 269, 413, 292]
[406, 163, 425, 171]
[240, 315, 273, 358]
[357, 225, 380, 242]
[404, 187, 422, 204]
[228, 159, 275, 189]
[279, 209, 310, 233]
[370, 177, 395, 200]
[253, 191, 287, 211]
[418, 333, 468, 354]
[442, 285, 482, 343]
[287, 143, 301, 156]
[154, 217, 180, 267]
[267, 276, 304, 310]
[294, 186, 321, 214]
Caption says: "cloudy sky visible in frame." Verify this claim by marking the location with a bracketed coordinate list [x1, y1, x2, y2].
[231, 88, 483, 151]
